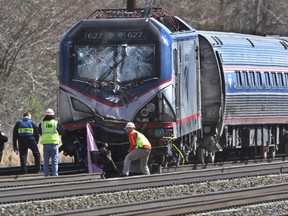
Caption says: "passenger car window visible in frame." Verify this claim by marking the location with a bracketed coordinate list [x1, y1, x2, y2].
[249, 71, 255, 87]
[235, 71, 242, 88]
[264, 72, 271, 88]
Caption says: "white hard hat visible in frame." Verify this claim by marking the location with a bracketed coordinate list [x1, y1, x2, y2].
[125, 122, 135, 129]
[44, 108, 55, 116]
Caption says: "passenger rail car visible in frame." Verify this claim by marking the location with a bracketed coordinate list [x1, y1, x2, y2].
[58, 8, 288, 170]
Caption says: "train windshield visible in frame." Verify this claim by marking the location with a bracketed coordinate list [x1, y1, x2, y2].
[76, 44, 155, 85]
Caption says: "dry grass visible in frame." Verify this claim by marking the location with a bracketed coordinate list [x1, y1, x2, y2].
[1, 143, 74, 167]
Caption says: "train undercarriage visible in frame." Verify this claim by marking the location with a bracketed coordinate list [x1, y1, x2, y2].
[60, 122, 288, 176]
[194, 124, 288, 165]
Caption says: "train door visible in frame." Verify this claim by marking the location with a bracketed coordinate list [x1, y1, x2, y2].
[174, 37, 201, 138]
[173, 42, 181, 137]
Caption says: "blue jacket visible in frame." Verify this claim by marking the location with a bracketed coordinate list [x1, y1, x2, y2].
[13, 117, 39, 148]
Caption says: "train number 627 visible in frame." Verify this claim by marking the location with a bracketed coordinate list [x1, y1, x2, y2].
[86, 33, 103, 40]
[127, 31, 143, 39]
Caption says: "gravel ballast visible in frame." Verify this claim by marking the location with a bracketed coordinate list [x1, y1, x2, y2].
[1, 174, 288, 216]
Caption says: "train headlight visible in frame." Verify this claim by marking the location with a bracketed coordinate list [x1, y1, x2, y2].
[147, 103, 156, 112]
[154, 129, 164, 138]
[141, 108, 149, 117]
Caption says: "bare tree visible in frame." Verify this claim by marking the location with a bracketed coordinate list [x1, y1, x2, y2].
[0, 0, 123, 135]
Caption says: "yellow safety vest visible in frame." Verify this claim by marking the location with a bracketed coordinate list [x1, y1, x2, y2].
[41, 120, 61, 144]
[135, 131, 151, 149]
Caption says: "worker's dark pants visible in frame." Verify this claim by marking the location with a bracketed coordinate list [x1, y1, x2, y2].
[19, 140, 41, 174]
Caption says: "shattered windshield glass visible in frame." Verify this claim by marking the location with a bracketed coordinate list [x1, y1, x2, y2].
[76, 44, 155, 83]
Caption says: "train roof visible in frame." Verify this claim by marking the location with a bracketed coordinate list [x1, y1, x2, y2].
[85, 8, 193, 32]
[198, 31, 288, 68]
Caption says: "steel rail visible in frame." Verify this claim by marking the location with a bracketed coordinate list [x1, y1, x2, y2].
[0, 173, 101, 188]
[0, 161, 287, 204]
[0, 163, 86, 176]
[46, 183, 288, 216]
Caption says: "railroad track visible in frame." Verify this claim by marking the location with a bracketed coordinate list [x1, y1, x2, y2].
[48, 183, 288, 215]
[0, 156, 285, 177]
[161, 156, 287, 173]
[0, 173, 101, 189]
[0, 163, 86, 176]
[0, 160, 287, 205]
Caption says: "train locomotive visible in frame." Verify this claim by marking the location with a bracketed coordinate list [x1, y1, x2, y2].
[58, 7, 288, 173]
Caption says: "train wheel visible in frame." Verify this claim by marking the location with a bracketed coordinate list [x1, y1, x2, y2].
[208, 152, 215, 163]
[272, 151, 276, 158]
[197, 148, 206, 165]
[263, 152, 267, 159]
[175, 154, 181, 167]
[262, 146, 268, 159]
[271, 146, 276, 158]
[162, 155, 168, 168]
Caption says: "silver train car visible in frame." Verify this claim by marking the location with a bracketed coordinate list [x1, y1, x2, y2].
[198, 31, 288, 161]
[58, 8, 288, 170]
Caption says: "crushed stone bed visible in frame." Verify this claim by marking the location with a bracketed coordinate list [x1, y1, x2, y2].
[1, 174, 288, 216]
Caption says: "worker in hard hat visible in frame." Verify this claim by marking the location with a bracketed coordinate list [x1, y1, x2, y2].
[13, 112, 41, 174]
[38, 108, 65, 177]
[122, 122, 151, 176]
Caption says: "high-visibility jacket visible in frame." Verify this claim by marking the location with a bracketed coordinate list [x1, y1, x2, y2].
[128, 130, 151, 152]
[40, 120, 61, 144]
[18, 119, 34, 137]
